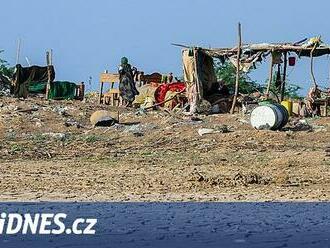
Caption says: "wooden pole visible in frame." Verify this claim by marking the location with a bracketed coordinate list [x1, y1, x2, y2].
[310, 44, 318, 88]
[45, 51, 51, 100]
[193, 49, 202, 101]
[266, 52, 274, 97]
[15, 38, 21, 65]
[50, 49, 53, 65]
[230, 22, 242, 114]
[280, 52, 287, 102]
[99, 81, 104, 104]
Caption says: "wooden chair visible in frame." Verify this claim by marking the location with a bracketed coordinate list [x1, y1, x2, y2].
[99, 73, 122, 106]
[103, 88, 122, 106]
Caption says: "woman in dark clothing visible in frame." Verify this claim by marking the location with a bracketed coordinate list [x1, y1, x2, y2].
[118, 57, 139, 106]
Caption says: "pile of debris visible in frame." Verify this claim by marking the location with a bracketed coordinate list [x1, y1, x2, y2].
[0, 74, 11, 96]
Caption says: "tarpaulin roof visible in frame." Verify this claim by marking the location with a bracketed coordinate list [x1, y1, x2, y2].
[201, 42, 330, 58]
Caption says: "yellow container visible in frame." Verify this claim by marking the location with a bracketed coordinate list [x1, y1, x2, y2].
[281, 100, 293, 116]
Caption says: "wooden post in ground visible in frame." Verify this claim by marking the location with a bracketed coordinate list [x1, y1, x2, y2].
[230, 22, 242, 114]
[280, 52, 288, 102]
[310, 44, 318, 88]
[16, 38, 21, 65]
[99, 81, 104, 104]
[49, 49, 53, 66]
[45, 50, 52, 100]
[266, 52, 274, 97]
[193, 49, 202, 102]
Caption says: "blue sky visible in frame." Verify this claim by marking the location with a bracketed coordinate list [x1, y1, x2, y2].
[1, 0, 330, 94]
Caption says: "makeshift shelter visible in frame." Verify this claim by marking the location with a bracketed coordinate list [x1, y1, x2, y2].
[13, 64, 84, 100]
[182, 48, 232, 114]
[181, 37, 330, 114]
[13, 64, 55, 98]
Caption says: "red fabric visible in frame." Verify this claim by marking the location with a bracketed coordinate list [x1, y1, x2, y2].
[154, 82, 186, 105]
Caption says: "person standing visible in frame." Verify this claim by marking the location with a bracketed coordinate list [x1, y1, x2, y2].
[118, 57, 139, 106]
[306, 86, 321, 116]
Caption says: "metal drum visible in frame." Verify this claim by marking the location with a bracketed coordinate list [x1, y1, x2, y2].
[250, 103, 289, 130]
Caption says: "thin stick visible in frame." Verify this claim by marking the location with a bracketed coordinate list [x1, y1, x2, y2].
[99, 82, 104, 104]
[280, 52, 287, 102]
[25, 57, 31, 66]
[230, 22, 242, 114]
[50, 49, 53, 65]
[193, 49, 202, 102]
[46, 51, 50, 65]
[45, 51, 51, 100]
[15, 38, 21, 65]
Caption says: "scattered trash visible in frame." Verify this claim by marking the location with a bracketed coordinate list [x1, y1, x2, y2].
[125, 124, 144, 137]
[198, 125, 231, 136]
[65, 119, 84, 128]
[0, 88, 10, 96]
[289, 119, 326, 132]
[214, 124, 231, 133]
[135, 108, 148, 116]
[52, 106, 69, 116]
[17, 107, 39, 113]
[90, 110, 118, 127]
[241, 101, 259, 115]
[35, 121, 42, 128]
[0, 75, 11, 96]
[238, 118, 249, 124]
[198, 128, 217, 136]
[42, 132, 66, 141]
[1, 104, 19, 112]
[310, 124, 327, 132]
[289, 119, 313, 132]
[285, 130, 294, 137]
[190, 116, 203, 122]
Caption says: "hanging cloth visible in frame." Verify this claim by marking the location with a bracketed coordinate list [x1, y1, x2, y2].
[275, 64, 282, 89]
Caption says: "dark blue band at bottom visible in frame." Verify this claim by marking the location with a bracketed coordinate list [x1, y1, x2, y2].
[0, 203, 329, 248]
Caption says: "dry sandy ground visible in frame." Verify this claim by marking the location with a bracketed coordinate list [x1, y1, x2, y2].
[0, 96, 329, 201]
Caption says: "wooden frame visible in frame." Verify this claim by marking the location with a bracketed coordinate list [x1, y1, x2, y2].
[99, 73, 121, 105]
[314, 97, 330, 117]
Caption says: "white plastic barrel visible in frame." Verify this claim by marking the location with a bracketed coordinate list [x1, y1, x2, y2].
[250, 103, 289, 130]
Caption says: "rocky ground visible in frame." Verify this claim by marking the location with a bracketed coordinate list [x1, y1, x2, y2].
[0, 95, 329, 201]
